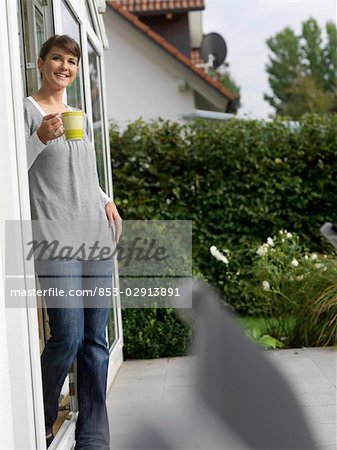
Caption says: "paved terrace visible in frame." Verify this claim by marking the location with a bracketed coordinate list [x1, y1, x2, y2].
[107, 348, 336, 450]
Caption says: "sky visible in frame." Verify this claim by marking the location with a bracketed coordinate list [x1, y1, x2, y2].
[203, 0, 337, 118]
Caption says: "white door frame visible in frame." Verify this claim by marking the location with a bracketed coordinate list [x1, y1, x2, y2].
[1, 1, 123, 448]
[1, 1, 46, 449]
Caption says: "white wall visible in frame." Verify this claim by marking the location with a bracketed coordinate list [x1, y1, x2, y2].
[189, 11, 203, 48]
[103, 10, 195, 126]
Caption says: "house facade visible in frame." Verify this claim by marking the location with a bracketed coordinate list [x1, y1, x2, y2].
[104, 1, 237, 125]
[0, 1, 122, 449]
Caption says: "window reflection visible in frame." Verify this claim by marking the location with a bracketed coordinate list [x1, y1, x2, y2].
[35, 6, 45, 50]
[87, 39, 106, 191]
[21, 0, 46, 95]
[87, 41, 116, 347]
[61, 0, 83, 109]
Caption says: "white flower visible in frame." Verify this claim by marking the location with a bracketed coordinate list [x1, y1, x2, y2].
[296, 275, 304, 281]
[304, 254, 309, 260]
[310, 253, 318, 261]
[286, 232, 292, 239]
[166, 198, 173, 205]
[210, 246, 217, 255]
[279, 229, 285, 235]
[267, 237, 275, 247]
[210, 246, 229, 265]
[262, 280, 270, 291]
[256, 244, 269, 256]
[314, 263, 326, 271]
[291, 258, 299, 267]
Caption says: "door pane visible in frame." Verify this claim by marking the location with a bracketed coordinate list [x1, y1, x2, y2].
[61, 0, 83, 109]
[87, 40, 118, 348]
[21, 0, 46, 95]
[35, 6, 45, 49]
[87, 39, 106, 191]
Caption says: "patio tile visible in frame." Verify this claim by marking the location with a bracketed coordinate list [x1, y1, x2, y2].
[293, 386, 337, 407]
[108, 399, 163, 416]
[311, 423, 337, 446]
[302, 404, 336, 424]
[111, 373, 166, 388]
[318, 446, 337, 450]
[110, 432, 136, 450]
[108, 386, 163, 403]
[108, 348, 337, 450]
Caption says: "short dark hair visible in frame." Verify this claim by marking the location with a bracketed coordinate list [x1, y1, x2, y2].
[39, 34, 81, 63]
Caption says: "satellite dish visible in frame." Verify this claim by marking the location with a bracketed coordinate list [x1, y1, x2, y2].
[200, 33, 227, 69]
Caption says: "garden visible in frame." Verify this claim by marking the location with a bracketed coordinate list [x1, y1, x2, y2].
[109, 113, 337, 358]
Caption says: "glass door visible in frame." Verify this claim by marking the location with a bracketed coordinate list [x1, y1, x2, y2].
[87, 36, 119, 348]
[59, 0, 120, 351]
[20, 0, 76, 442]
[18, 1, 122, 448]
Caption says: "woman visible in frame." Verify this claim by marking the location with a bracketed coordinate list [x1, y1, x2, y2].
[24, 35, 122, 449]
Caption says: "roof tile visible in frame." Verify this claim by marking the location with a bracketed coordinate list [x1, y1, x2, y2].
[113, 0, 205, 14]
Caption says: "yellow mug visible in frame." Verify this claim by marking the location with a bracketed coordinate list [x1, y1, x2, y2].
[61, 111, 84, 140]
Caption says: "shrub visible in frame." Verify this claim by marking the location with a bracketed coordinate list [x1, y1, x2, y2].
[110, 115, 337, 353]
[110, 114, 337, 314]
[122, 307, 193, 359]
[291, 284, 337, 346]
[212, 231, 337, 347]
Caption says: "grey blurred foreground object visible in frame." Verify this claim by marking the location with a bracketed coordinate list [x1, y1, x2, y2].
[320, 222, 337, 249]
[126, 282, 318, 450]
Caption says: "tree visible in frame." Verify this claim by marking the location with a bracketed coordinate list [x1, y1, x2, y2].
[323, 22, 337, 93]
[283, 74, 334, 119]
[265, 18, 337, 118]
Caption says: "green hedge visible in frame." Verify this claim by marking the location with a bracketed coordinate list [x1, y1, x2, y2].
[110, 114, 337, 315]
[122, 308, 193, 359]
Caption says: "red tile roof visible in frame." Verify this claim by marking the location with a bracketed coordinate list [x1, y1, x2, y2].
[107, 2, 237, 102]
[113, 0, 205, 14]
[191, 49, 205, 68]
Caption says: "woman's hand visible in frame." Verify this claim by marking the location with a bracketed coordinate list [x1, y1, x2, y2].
[36, 113, 65, 144]
[105, 202, 123, 243]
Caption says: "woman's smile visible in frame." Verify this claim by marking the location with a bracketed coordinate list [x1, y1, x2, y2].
[54, 72, 69, 79]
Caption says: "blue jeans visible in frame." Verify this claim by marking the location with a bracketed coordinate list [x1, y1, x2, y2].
[36, 259, 113, 450]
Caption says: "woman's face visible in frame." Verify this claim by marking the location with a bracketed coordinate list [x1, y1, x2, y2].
[38, 46, 79, 90]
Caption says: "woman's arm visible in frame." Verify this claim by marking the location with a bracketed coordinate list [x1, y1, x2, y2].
[25, 106, 64, 170]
